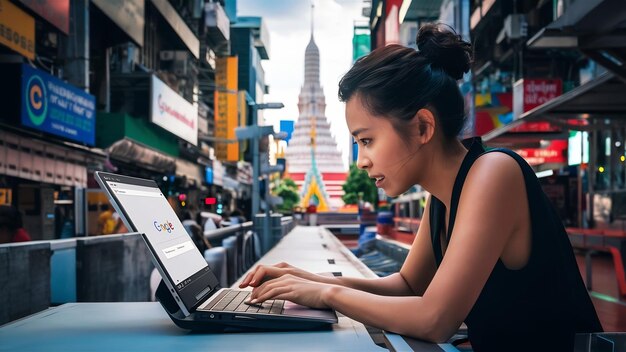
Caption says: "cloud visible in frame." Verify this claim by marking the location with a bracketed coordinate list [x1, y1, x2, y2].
[237, 0, 366, 170]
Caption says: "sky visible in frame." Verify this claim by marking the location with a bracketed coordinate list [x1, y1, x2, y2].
[237, 0, 367, 170]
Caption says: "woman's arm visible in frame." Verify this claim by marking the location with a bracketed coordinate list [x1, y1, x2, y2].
[241, 197, 437, 297]
[251, 153, 528, 342]
[240, 260, 416, 296]
[332, 196, 438, 296]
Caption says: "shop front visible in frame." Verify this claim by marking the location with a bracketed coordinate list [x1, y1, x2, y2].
[483, 72, 626, 228]
[0, 64, 99, 240]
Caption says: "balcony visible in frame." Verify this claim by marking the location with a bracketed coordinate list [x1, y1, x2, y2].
[205, 2, 230, 44]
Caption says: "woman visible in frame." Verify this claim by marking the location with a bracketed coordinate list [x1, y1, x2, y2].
[240, 24, 601, 351]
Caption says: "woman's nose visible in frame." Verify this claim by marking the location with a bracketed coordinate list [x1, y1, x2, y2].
[356, 155, 371, 170]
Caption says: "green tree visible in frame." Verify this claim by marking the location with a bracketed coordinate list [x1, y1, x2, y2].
[273, 177, 300, 213]
[342, 163, 378, 205]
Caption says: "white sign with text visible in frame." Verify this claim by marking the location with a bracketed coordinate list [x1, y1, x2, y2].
[150, 75, 198, 145]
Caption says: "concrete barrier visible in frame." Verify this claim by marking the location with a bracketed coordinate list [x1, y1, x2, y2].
[0, 242, 51, 325]
[76, 233, 153, 302]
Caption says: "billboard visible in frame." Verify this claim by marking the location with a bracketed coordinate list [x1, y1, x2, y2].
[214, 56, 239, 162]
[0, 0, 35, 60]
[21, 64, 96, 145]
[150, 75, 198, 145]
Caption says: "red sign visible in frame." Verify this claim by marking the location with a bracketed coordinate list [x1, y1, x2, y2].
[509, 121, 561, 133]
[18, 0, 69, 34]
[514, 140, 567, 166]
[522, 79, 562, 111]
[512, 78, 563, 133]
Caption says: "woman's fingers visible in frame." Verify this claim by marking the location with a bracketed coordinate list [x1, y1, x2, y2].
[239, 266, 262, 288]
[253, 285, 291, 304]
[240, 264, 287, 288]
[240, 262, 299, 288]
[250, 275, 299, 302]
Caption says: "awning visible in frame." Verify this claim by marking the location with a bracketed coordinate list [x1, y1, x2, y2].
[483, 72, 626, 145]
[526, 0, 626, 80]
[107, 138, 176, 173]
[0, 129, 100, 187]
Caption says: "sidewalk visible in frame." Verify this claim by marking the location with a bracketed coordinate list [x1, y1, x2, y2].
[576, 252, 626, 331]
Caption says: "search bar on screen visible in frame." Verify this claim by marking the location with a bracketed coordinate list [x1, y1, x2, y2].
[112, 188, 162, 198]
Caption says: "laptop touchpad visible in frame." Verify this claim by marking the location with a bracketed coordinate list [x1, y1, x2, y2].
[283, 301, 335, 319]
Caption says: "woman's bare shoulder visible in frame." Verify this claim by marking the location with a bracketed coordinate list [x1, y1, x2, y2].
[467, 151, 525, 191]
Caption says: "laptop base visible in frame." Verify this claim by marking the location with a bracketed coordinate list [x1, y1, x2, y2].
[155, 280, 334, 332]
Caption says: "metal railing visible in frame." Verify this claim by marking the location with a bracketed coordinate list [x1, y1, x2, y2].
[204, 221, 254, 241]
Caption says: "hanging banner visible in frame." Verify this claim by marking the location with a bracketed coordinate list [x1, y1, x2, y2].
[21, 64, 96, 145]
[238, 90, 248, 160]
[214, 56, 239, 162]
[0, 0, 35, 60]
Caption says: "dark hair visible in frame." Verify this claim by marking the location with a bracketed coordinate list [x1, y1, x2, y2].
[0, 205, 23, 232]
[338, 23, 472, 139]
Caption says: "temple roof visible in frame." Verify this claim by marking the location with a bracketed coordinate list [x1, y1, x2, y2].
[304, 35, 320, 84]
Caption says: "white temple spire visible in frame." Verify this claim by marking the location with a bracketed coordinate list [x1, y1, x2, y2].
[285, 8, 346, 210]
[304, 1, 320, 84]
[311, 1, 315, 39]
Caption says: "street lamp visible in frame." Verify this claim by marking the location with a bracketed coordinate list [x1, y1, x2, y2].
[256, 102, 284, 110]
[235, 102, 284, 254]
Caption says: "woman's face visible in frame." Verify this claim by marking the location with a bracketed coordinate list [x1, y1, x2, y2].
[346, 96, 423, 197]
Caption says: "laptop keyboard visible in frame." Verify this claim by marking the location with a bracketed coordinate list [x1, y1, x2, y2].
[209, 290, 285, 315]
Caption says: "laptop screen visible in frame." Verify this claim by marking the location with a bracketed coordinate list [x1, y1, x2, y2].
[96, 172, 218, 311]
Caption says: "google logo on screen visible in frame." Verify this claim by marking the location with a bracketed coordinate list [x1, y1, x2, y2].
[154, 220, 175, 233]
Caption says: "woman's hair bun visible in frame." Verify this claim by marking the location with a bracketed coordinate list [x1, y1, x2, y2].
[416, 23, 472, 80]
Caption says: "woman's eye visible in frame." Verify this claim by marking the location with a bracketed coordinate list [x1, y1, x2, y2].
[352, 138, 371, 146]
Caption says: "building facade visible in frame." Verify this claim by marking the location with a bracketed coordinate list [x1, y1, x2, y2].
[0, 0, 273, 238]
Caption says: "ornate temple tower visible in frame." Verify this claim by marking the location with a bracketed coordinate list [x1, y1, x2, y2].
[285, 16, 346, 211]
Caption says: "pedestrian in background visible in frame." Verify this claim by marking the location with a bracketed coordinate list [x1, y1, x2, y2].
[0, 205, 31, 244]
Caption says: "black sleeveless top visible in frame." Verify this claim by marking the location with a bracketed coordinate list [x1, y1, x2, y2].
[429, 138, 602, 352]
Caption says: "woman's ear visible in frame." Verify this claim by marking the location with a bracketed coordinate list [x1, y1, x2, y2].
[414, 108, 436, 144]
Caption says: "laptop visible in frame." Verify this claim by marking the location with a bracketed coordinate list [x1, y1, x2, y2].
[95, 171, 337, 330]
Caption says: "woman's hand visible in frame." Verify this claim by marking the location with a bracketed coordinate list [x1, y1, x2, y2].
[248, 274, 337, 309]
[239, 262, 324, 288]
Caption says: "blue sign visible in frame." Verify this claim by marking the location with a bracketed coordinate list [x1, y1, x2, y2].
[21, 64, 96, 145]
[352, 141, 359, 164]
[205, 167, 214, 184]
[279, 120, 294, 144]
